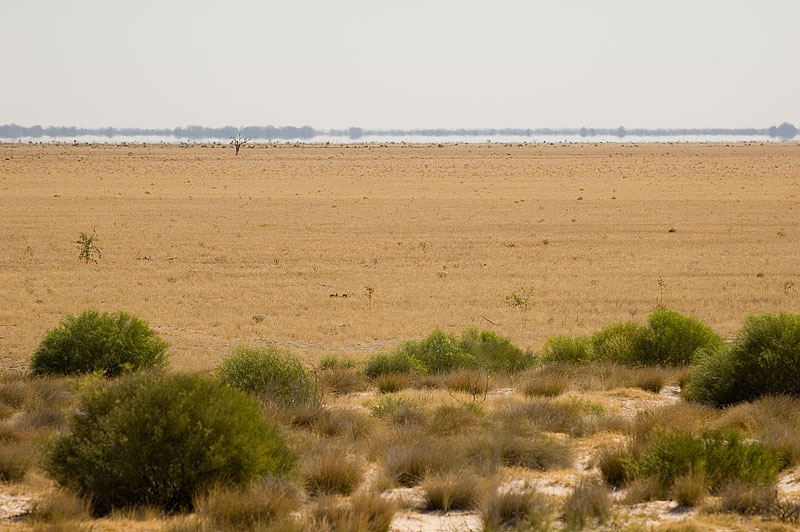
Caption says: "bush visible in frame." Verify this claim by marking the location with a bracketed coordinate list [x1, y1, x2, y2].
[219, 346, 315, 408]
[30, 309, 168, 377]
[633, 429, 782, 492]
[364, 351, 424, 378]
[591, 322, 646, 364]
[402, 329, 477, 374]
[541, 335, 593, 365]
[459, 328, 534, 372]
[635, 308, 722, 366]
[687, 312, 800, 406]
[318, 355, 356, 370]
[43, 373, 295, 514]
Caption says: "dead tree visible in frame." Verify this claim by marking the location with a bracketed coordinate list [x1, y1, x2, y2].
[230, 132, 251, 155]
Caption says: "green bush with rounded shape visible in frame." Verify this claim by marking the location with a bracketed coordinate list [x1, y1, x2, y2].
[402, 329, 477, 374]
[459, 328, 535, 372]
[219, 346, 316, 408]
[687, 312, 800, 406]
[43, 373, 295, 515]
[635, 308, 722, 366]
[541, 335, 593, 365]
[364, 351, 425, 378]
[30, 309, 168, 377]
[591, 322, 646, 364]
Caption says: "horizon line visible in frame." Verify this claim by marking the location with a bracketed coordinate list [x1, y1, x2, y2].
[1, 122, 798, 140]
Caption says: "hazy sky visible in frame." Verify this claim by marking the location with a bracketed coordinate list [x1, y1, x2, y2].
[2, 0, 798, 129]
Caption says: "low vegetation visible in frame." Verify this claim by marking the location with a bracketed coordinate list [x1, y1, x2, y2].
[686, 312, 800, 406]
[9, 308, 800, 531]
[219, 345, 316, 407]
[30, 309, 168, 376]
[43, 373, 296, 514]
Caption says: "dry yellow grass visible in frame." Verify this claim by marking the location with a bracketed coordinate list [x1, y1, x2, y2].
[2, 142, 800, 372]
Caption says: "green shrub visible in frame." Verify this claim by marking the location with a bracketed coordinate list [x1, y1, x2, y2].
[459, 328, 534, 372]
[364, 351, 424, 378]
[219, 346, 315, 408]
[43, 373, 295, 515]
[541, 335, 593, 365]
[591, 322, 646, 364]
[30, 309, 168, 376]
[687, 313, 800, 406]
[633, 429, 782, 492]
[402, 329, 477, 373]
[634, 308, 722, 366]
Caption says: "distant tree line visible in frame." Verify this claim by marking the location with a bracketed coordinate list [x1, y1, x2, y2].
[0, 122, 797, 140]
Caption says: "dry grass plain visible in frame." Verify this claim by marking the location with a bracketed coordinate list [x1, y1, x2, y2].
[2, 142, 800, 372]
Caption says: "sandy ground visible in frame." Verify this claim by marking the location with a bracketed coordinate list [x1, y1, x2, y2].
[2, 143, 800, 373]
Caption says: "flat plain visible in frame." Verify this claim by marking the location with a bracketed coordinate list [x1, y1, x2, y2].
[2, 142, 800, 371]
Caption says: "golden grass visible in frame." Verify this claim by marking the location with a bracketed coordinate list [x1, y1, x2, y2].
[2, 143, 800, 373]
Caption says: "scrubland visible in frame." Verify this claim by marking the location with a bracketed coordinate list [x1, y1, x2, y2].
[1, 142, 800, 531]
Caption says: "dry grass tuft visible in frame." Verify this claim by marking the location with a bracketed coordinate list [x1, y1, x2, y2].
[375, 372, 412, 394]
[523, 376, 568, 397]
[635, 370, 666, 393]
[195, 478, 299, 531]
[0, 380, 29, 409]
[29, 490, 91, 523]
[464, 429, 573, 473]
[713, 395, 800, 465]
[428, 402, 485, 435]
[624, 475, 666, 504]
[444, 369, 490, 396]
[671, 470, 707, 507]
[563, 477, 611, 530]
[498, 398, 588, 436]
[421, 472, 483, 512]
[311, 491, 397, 532]
[628, 402, 716, 451]
[481, 485, 552, 531]
[596, 445, 630, 489]
[718, 481, 777, 516]
[318, 367, 369, 396]
[382, 439, 455, 487]
[291, 405, 373, 440]
[0, 440, 33, 482]
[303, 449, 365, 496]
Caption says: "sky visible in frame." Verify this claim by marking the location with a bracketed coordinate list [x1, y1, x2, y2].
[1, 0, 798, 130]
